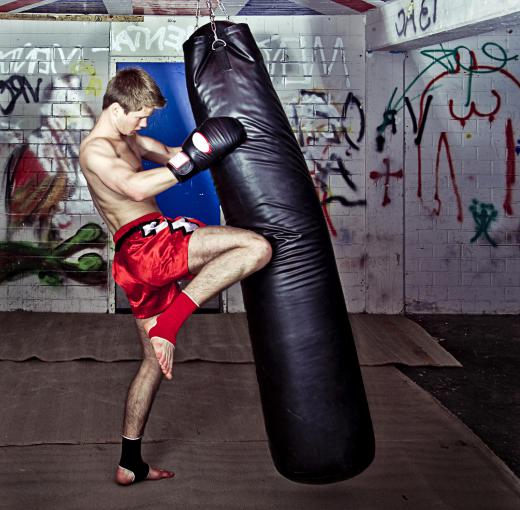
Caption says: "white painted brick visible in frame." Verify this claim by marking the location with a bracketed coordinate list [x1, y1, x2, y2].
[462, 272, 492, 286]
[419, 286, 449, 301]
[417, 229, 448, 243]
[41, 116, 66, 130]
[64, 201, 95, 214]
[46, 89, 68, 102]
[7, 116, 41, 130]
[52, 75, 81, 89]
[461, 301, 493, 313]
[505, 287, 520, 300]
[0, 130, 24, 144]
[407, 243, 434, 258]
[52, 103, 81, 117]
[66, 117, 95, 130]
[492, 271, 520, 286]
[407, 271, 434, 286]
[80, 299, 108, 313]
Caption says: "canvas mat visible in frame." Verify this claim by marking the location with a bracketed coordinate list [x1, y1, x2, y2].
[0, 364, 518, 510]
[0, 361, 476, 447]
[0, 312, 460, 367]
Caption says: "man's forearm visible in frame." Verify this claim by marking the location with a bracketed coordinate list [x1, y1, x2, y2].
[142, 145, 182, 166]
[126, 166, 178, 201]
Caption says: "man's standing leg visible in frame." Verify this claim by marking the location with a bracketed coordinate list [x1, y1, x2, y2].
[115, 318, 175, 485]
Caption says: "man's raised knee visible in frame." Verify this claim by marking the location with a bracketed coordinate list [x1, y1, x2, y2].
[249, 235, 272, 269]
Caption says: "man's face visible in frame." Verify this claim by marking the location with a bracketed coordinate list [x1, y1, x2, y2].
[116, 106, 155, 136]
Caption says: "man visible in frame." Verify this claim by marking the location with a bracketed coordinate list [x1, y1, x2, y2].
[79, 68, 272, 485]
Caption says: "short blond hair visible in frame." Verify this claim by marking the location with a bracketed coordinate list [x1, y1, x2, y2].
[102, 67, 166, 113]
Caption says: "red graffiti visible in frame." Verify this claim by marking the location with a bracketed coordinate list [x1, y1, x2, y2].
[5, 146, 68, 229]
[434, 132, 463, 222]
[448, 89, 501, 127]
[417, 49, 520, 210]
[369, 158, 403, 207]
[321, 190, 337, 237]
[504, 118, 516, 216]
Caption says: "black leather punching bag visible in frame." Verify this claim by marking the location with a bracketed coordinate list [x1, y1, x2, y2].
[183, 22, 375, 484]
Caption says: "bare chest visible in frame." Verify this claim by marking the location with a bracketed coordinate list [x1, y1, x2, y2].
[111, 138, 141, 170]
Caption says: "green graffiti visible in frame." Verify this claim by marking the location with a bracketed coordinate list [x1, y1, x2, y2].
[469, 199, 498, 247]
[0, 223, 107, 285]
[378, 42, 519, 134]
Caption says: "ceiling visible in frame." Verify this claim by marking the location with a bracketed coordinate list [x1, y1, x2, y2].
[0, 0, 395, 17]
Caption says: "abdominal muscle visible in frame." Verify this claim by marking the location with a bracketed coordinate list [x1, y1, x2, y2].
[88, 184, 160, 236]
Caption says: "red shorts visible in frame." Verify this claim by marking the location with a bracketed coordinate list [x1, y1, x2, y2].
[112, 212, 205, 319]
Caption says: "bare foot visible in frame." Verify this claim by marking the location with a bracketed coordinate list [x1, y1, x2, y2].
[143, 317, 175, 380]
[115, 465, 175, 485]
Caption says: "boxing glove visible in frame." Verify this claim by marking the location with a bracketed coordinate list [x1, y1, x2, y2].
[167, 117, 246, 183]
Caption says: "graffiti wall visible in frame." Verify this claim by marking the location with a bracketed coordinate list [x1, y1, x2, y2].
[0, 21, 110, 312]
[0, 16, 367, 313]
[371, 30, 520, 313]
[110, 15, 369, 313]
[2, 14, 517, 315]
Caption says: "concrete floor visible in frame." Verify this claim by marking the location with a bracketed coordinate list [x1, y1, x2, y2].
[401, 315, 520, 477]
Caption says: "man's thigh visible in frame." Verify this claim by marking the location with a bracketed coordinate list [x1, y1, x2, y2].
[187, 225, 258, 275]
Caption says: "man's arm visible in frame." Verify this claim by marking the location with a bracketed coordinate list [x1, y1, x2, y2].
[136, 117, 246, 184]
[135, 135, 181, 166]
[83, 138, 179, 202]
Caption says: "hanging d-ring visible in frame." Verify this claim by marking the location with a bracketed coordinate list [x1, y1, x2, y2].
[212, 38, 227, 50]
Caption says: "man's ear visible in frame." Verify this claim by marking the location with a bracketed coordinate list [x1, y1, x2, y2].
[109, 102, 124, 117]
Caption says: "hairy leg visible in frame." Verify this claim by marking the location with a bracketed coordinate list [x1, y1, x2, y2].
[144, 226, 271, 379]
[122, 318, 163, 437]
[184, 225, 272, 303]
[115, 319, 175, 485]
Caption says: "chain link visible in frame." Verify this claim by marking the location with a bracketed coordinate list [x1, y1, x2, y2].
[216, 0, 230, 20]
[205, 0, 226, 50]
[205, 0, 217, 39]
[195, 0, 201, 29]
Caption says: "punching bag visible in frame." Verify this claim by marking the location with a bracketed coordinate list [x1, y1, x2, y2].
[183, 22, 375, 484]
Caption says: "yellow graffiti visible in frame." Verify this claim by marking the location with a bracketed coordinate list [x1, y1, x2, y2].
[69, 59, 103, 97]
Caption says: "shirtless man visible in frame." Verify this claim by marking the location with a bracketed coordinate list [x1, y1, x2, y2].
[79, 68, 272, 485]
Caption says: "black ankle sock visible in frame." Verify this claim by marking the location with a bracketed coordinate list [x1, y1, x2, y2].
[119, 436, 149, 482]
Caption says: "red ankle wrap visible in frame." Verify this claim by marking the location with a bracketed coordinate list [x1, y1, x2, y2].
[148, 291, 199, 345]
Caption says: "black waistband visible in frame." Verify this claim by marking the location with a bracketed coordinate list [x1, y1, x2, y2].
[114, 219, 165, 252]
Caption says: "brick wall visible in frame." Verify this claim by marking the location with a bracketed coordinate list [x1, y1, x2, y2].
[1, 15, 518, 314]
[405, 31, 520, 313]
[368, 29, 520, 313]
[0, 20, 110, 312]
[0, 15, 368, 314]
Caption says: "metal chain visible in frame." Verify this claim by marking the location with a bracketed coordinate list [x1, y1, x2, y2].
[216, 0, 230, 20]
[195, 0, 201, 29]
[205, 0, 226, 50]
[205, 0, 217, 38]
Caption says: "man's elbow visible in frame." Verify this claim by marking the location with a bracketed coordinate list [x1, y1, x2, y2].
[129, 190, 148, 202]
[123, 182, 148, 202]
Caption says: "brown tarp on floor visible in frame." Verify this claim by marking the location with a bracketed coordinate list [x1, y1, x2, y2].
[0, 367, 519, 509]
[0, 312, 460, 367]
[0, 361, 265, 446]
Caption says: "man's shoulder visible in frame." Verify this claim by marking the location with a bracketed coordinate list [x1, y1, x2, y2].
[81, 134, 115, 154]
[80, 136, 120, 170]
